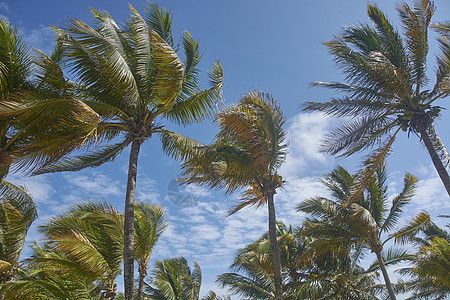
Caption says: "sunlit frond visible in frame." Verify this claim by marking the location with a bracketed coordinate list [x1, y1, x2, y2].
[391, 211, 431, 244]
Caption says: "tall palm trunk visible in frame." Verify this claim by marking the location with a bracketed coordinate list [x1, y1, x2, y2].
[137, 267, 146, 300]
[374, 247, 396, 300]
[418, 126, 450, 196]
[124, 140, 141, 300]
[266, 193, 282, 300]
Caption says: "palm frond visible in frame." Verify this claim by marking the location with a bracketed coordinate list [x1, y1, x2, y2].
[165, 60, 223, 125]
[367, 247, 413, 272]
[159, 129, 207, 161]
[303, 95, 391, 117]
[148, 26, 184, 109]
[33, 141, 130, 175]
[134, 202, 167, 270]
[397, 0, 435, 92]
[381, 172, 417, 233]
[59, 16, 140, 105]
[367, 3, 409, 71]
[144, 2, 174, 46]
[0, 20, 31, 98]
[390, 211, 431, 244]
[346, 134, 395, 204]
[0, 180, 36, 280]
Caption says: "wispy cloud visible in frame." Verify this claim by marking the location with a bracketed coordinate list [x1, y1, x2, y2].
[63, 171, 123, 198]
[6, 174, 56, 207]
[0, 2, 9, 13]
[22, 25, 55, 55]
[281, 112, 336, 178]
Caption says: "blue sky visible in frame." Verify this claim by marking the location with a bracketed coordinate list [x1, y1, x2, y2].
[1, 0, 450, 297]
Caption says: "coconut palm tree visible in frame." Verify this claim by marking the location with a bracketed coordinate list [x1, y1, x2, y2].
[1, 243, 101, 300]
[167, 91, 286, 299]
[0, 20, 101, 179]
[303, 0, 450, 196]
[134, 202, 167, 300]
[217, 223, 305, 299]
[218, 222, 379, 300]
[297, 163, 426, 300]
[396, 219, 450, 299]
[0, 181, 37, 286]
[145, 257, 202, 300]
[32, 4, 223, 299]
[39, 201, 124, 299]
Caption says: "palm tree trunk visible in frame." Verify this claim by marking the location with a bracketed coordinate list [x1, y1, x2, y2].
[267, 193, 283, 300]
[124, 140, 141, 300]
[374, 248, 396, 300]
[418, 126, 450, 196]
[137, 267, 146, 300]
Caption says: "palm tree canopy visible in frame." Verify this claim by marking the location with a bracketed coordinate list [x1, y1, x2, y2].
[0, 180, 37, 282]
[168, 91, 286, 214]
[134, 202, 167, 271]
[396, 220, 450, 299]
[145, 257, 202, 300]
[303, 0, 450, 195]
[38, 201, 124, 287]
[298, 161, 419, 259]
[0, 20, 102, 179]
[33, 4, 223, 175]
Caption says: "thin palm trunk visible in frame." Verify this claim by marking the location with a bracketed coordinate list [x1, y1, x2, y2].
[124, 140, 141, 300]
[374, 248, 396, 300]
[267, 193, 282, 300]
[418, 126, 450, 196]
[137, 267, 146, 300]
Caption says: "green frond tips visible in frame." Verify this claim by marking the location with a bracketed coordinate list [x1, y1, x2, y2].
[33, 141, 130, 175]
[144, 2, 174, 46]
[391, 211, 431, 244]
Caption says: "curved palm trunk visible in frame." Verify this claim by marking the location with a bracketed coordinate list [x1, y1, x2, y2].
[418, 126, 450, 196]
[124, 140, 141, 300]
[267, 193, 283, 300]
[137, 267, 146, 300]
[374, 248, 396, 300]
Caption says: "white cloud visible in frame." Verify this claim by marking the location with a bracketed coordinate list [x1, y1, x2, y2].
[136, 175, 160, 203]
[412, 176, 449, 212]
[5, 174, 56, 207]
[20, 25, 55, 56]
[64, 172, 123, 197]
[280, 112, 335, 178]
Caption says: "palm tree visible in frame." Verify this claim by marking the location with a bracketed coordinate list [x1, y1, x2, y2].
[0, 181, 37, 286]
[32, 4, 223, 299]
[39, 201, 124, 299]
[397, 219, 450, 299]
[1, 243, 100, 300]
[134, 202, 167, 300]
[0, 20, 101, 179]
[145, 257, 202, 300]
[303, 0, 450, 195]
[167, 91, 287, 299]
[217, 223, 304, 299]
[217, 222, 379, 300]
[297, 163, 426, 300]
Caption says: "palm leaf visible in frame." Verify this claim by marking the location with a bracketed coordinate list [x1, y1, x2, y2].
[390, 211, 431, 244]
[144, 2, 174, 46]
[397, 0, 435, 92]
[380, 172, 417, 233]
[33, 141, 130, 174]
[165, 61, 223, 125]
